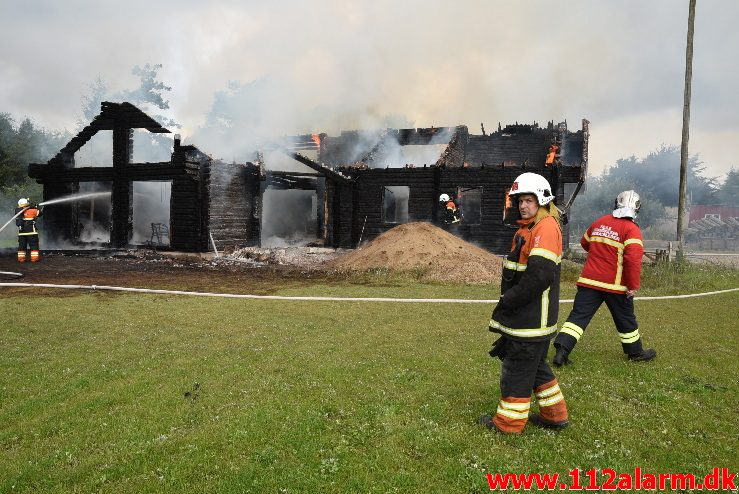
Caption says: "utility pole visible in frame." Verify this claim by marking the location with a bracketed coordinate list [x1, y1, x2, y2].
[676, 0, 697, 251]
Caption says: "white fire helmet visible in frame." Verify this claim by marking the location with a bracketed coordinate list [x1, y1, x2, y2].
[18, 198, 30, 208]
[509, 173, 554, 206]
[613, 190, 641, 218]
[439, 193, 451, 203]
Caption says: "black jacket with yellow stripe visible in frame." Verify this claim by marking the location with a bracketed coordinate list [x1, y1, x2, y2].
[489, 209, 562, 341]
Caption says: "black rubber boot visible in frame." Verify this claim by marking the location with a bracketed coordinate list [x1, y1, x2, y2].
[478, 414, 504, 433]
[528, 413, 569, 430]
[552, 345, 571, 367]
[628, 348, 657, 362]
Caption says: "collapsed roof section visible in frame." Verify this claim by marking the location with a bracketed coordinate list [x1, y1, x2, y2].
[278, 120, 588, 174]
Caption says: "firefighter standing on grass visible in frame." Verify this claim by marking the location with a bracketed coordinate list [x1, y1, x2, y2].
[15, 198, 43, 263]
[479, 173, 569, 434]
[552, 190, 656, 366]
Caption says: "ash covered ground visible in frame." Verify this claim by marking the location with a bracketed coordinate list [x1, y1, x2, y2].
[0, 223, 510, 291]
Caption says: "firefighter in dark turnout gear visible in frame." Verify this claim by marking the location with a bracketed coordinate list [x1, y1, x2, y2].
[439, 193, 460, 225]
[479, 173, 569, 434]
[15, 198, 43, 263]
[553, 190, 656, 366]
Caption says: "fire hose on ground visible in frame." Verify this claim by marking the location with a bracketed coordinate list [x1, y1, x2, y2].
[0, 283, 736, 303]
[0, 271, 23, 279]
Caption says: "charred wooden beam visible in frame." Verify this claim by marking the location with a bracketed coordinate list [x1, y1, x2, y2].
[280, 150, 352, 184]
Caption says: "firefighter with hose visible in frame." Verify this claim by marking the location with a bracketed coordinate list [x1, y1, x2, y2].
[480, 172, 569, 434]
[553, 190, 656, 366]
[15, 198, 43, 263]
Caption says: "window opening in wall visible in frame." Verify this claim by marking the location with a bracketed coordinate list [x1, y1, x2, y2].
[132, 181, 171, 246]
[261, 189, 318, 247]
[704, 213, 720, 220]
[77, 181, 112, 243]
[383, 186, 409, 224]
[457, 186, 482, 225]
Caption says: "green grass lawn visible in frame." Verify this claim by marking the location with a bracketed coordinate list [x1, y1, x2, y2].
[1, 266, 738, 493]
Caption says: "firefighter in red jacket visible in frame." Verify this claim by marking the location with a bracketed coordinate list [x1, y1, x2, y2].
[479, 173, 569, 434]
[553, 190, 656, 366]
[15, 198, 43, 263]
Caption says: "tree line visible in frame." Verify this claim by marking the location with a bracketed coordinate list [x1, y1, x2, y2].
[567, 147, 738, 236]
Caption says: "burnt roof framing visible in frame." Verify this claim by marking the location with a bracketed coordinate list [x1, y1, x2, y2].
[28, 102, 212, 250]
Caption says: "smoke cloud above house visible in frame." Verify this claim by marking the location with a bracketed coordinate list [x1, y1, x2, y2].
[1, 0, 737, 177]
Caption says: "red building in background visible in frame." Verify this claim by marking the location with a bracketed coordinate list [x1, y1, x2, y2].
[689, 205, 739, 223]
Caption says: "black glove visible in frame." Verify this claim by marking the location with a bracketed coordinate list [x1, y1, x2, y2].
[488, 337, 507, 360]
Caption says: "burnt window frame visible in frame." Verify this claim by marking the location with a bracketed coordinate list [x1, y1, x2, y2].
[382, 185, 410, 225]
[456, 186, 483, 226]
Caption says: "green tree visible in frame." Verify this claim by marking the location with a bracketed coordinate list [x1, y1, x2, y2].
[569, 146, 719, 237]
[118, 63, 179, 129]
[606, 146, 717, 206]
[568, 173, 666, 236]
[717, 167, 739, 207]
[78, 77, 108, 126]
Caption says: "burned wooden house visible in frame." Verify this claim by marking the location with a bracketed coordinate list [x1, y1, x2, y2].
[29, 102, 588, 254]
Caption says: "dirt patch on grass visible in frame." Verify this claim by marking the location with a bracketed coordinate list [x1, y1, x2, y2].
[327, 222, 503, 284]
[0, 252, 323, 297]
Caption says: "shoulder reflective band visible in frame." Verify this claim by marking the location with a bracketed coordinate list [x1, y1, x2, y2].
[624, 238, 644, 247]
[529, 247, 562, 264]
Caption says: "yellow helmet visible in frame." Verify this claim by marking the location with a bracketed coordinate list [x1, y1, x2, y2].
[18, 198, 30, 208]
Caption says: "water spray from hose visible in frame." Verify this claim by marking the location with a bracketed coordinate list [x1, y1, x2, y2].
[38, 191, 110, 207]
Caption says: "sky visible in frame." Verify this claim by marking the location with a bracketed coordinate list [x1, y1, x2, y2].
[1, 0, 737, 178]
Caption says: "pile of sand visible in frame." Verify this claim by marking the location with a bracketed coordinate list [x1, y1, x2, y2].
[327, 222, 504, 284]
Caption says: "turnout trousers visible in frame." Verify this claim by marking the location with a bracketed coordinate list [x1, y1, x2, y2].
[555, 286, 644, 356]
[491, 338, 568, 433]
[17, 234, 40, 263]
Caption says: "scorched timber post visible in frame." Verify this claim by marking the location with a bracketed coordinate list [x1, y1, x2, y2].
[110, 123, 134, 247]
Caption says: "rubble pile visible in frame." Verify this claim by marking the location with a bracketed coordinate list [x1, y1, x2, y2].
[229, 246, 346, 267]
[327, 222, 504, 284]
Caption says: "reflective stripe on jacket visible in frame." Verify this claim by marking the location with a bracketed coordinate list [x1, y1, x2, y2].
[490, 210, 562, 341]
[577, 214, 644, 293]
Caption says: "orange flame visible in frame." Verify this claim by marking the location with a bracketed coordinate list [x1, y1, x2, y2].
[311, 134, 321, 147]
